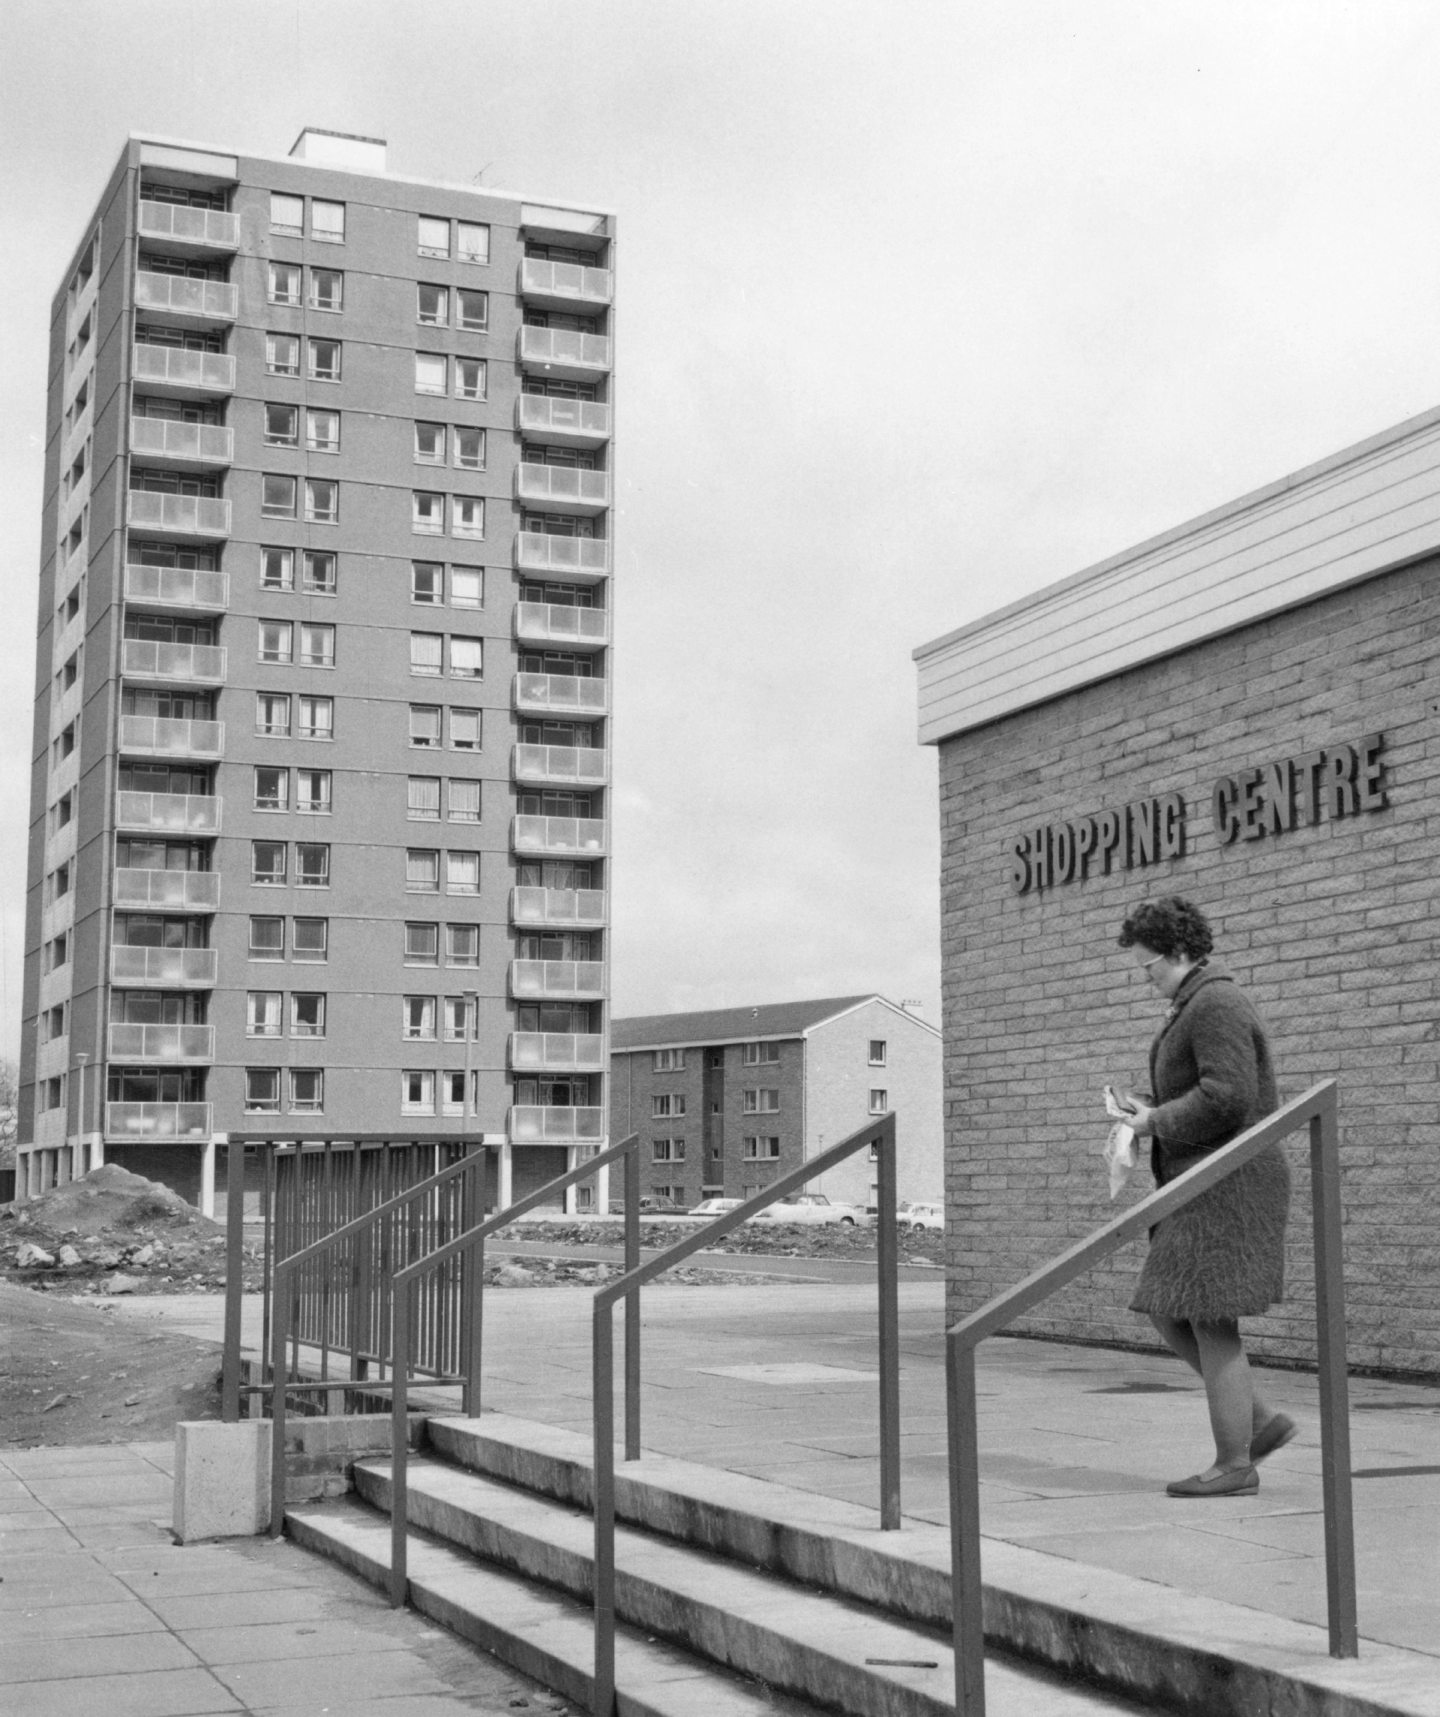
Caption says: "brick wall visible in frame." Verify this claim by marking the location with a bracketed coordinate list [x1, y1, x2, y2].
[937, 556, 1440, 1376]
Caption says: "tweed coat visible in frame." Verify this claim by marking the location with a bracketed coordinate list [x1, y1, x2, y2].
[1129, 959, 1291, 1322]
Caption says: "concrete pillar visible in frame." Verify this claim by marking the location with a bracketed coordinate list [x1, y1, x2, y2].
[496, 1141, 513, 1210]
[199, 1139, 217, 1218]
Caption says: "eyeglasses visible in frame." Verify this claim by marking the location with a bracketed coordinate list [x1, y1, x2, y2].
[1138, 952, 1167, 972]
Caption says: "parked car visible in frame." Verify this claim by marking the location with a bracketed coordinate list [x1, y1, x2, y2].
[607, 1195, 688, 1215]
[748, 1193, 867, 1227]
[688, 1196, 744, 1218]
[898, 1200, 944, 1231]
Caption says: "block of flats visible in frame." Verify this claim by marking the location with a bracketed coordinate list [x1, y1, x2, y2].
[1165, 1465, 1259, 1497]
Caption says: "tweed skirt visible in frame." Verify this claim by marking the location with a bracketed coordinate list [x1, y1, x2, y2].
[1130, 1141, 1291, 1323]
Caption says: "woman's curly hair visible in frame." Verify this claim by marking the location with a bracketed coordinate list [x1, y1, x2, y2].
[1117, 896, 1214, 961]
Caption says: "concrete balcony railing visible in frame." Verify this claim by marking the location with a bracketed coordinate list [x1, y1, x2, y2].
[511, 886, 607, 928]
[516, 395, 611, 446]
[115, 791, 221, 835]
[519, 257, 613, 307]
[137, 200, 239, 250]
[512, 815, 607, 856]
[518, 326, 611, 379]
[105, 1101, 212, 1142]
[510, 958, 606, 1000]
[106, 1023, 216, 1063]
[515, 463, 610, 514]
[126, 491, 230, 538]
[130, 417, 234, 465]
[121, 638, 226, 684]
[132, 344, 236, 395]
[112, 868, 220, 912]
[109, 946, 218, 988]
[118, 715, 224, 759]
[134, 271, 238, 322]
[515, 602, 609, 650]
[509, 1032, 606, 1073]
[513, 532, 610, 581]
[513, 743, 608, 788]
[514, 673, 607, 717]
[124, 563, 229, 613]
[508, 1105, 605, 1144]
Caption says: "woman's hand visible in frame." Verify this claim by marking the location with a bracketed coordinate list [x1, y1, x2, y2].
[1122, 1099, 1157, 1137]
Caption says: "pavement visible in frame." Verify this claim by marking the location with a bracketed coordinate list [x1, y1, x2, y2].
[5, 1275, 1438, 1713]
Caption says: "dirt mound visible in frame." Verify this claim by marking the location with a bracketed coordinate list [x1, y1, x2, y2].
[14, 1162, 221, 1237]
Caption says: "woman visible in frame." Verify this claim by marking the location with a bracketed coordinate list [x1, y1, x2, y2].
[1116, 896, 1295, 1497]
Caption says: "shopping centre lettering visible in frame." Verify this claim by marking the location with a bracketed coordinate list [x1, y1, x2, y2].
[1008, 732, 1388, 895]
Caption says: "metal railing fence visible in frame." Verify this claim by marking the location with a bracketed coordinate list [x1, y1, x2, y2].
[587, 1111, 899, 1717]
[945, 1080, 1355, 1717]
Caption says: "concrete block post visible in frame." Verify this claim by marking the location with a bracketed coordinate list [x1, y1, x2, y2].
[173, 1420, 271, 1542]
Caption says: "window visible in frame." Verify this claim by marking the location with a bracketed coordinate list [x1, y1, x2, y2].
[252, 841, 286, 886]
[266, 333, 300, 376]
[450, 566, 483, 608]
[402, 1069, 436, 1114]
[256, 693, 291, 737]
[295, 842, 330, 887]
[447, 778, 481, 822]
[262, 547, 295, 590]
[268, 263, 302, 305]
[298, 695, 333, 741]
[290, 1068, 324, 1112]
[404, 996, 437, 1040]
[411, 562, 443, 604]
[299, 622, 335, 667]
[408, 776, 441, 820]
[652, 1138, 686, 1163]
[442, 1071, 468, 1117]
[417, 283, 448, 325]
[254, 766, 288, 811]
[306, 409, 340, 453]
[310, 199, 345, 243]
[414, 422, 445, 465]
[452, 497, 484, 539]
[307, 338, 341, 382]
[405, 922, 439, 965]
[868, 1040, 887, 1066]
[296, 769, 331, 814]
[743, 1042, 781, 1065]
[418, 215, 450, 258]
[456, 289, 488, 331]
[457, 221, 490, 264]
[446, 924, 479, 966]
[444, 997, 474, 1041]
[652, 1049, 686, 1072]
[743, 1089, 780, 1114]
[869, 1088, 888, 1115]
[291, 994, 326, 1037]
[413, 491, 444, 534]
[449, 708, 481, 751]
[308, 267, 343, 311]
[449, 636, 483, 678]
[652, 1094, 686, 1118]
[247, 992, 282, 1037]
[302, 550, 337, 594]
[259, 619, 294, 663]
[246, 1068, 281, 1113]
[743, 1136, 781, 1160]
[293, 917, 328, 961]
[305, 478, 338, 524]
[446, 851, 480, 894]
[250, 916, 284, 959]
[454, 357, 486, 399]
[262, 474, 297, 518]
[453, 427, 485, 471]
[410, 704, 441, 748]
[407, 848, 440, 891]
[410, 632, 443, 675]
[264, 403, 298, 446]
[270, 193, 303, 236]
[415, 352, 447, 395]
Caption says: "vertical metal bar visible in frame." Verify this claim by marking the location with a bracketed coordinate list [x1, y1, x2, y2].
[390, 1275, 410, 1608]
[876, 1116, 901, 1529]
[1311, 1099, 1359, 1657]
[592, 1298, 616, 1716]
[947, 1335, 986, 1717]
[623, 1137, 641, 1461]
[222, 1141, 244, 1422]
[269, 1270, 290, 1538]
[464, 1230, 486, 1419]
[260, 1146, 275, 1376]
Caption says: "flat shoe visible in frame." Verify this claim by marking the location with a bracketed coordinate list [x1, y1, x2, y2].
[1166, 1466, 1258, 1497]
[1250, 1413, 1297, 1464]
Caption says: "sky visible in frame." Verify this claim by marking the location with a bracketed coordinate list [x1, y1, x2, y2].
[4, 0, 1440, 1061]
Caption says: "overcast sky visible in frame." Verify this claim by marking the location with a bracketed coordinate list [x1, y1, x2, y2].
[4, 1, 1440, 1060]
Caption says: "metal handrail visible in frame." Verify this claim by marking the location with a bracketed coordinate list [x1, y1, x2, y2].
[946, 1080, 1355, 1716]
[588, 1111, 899, 1717]
[387, 1134, 641, 1607]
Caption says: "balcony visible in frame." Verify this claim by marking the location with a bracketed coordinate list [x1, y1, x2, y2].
[132, 343, 236, 397]
[121, 638, 227, 685]
[518, 326, 611, 380]
[515, 464, 610, 515]
[106, 1023, 215, 1063]
[126, 491, 231, 539]
[105, 1101, 212, 1142]
[513, 743, 607, 788]
[137, 200, 239, 252]
[515, 673, 607, 718]
[113, 868, 220, 912]
[115, 791, 221, 835]
[519, 257, 613, 309]
[512, 815, 607, 857]
[130, 417, 233, 468]
[516, 395, 610, 447]
[515, 602, 609, 650]
[510, 959, 606, 1000]
[508, 1105, 605, 1144]
[118, 715, 225, 760]
[134, 271, 237, 326]
[511, 886, 607, 929]
[124, 563, 229, 613]
[514, 533, 610, 582]
[109, 946, 218, 988]
[509, 1032, 606, 1073]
